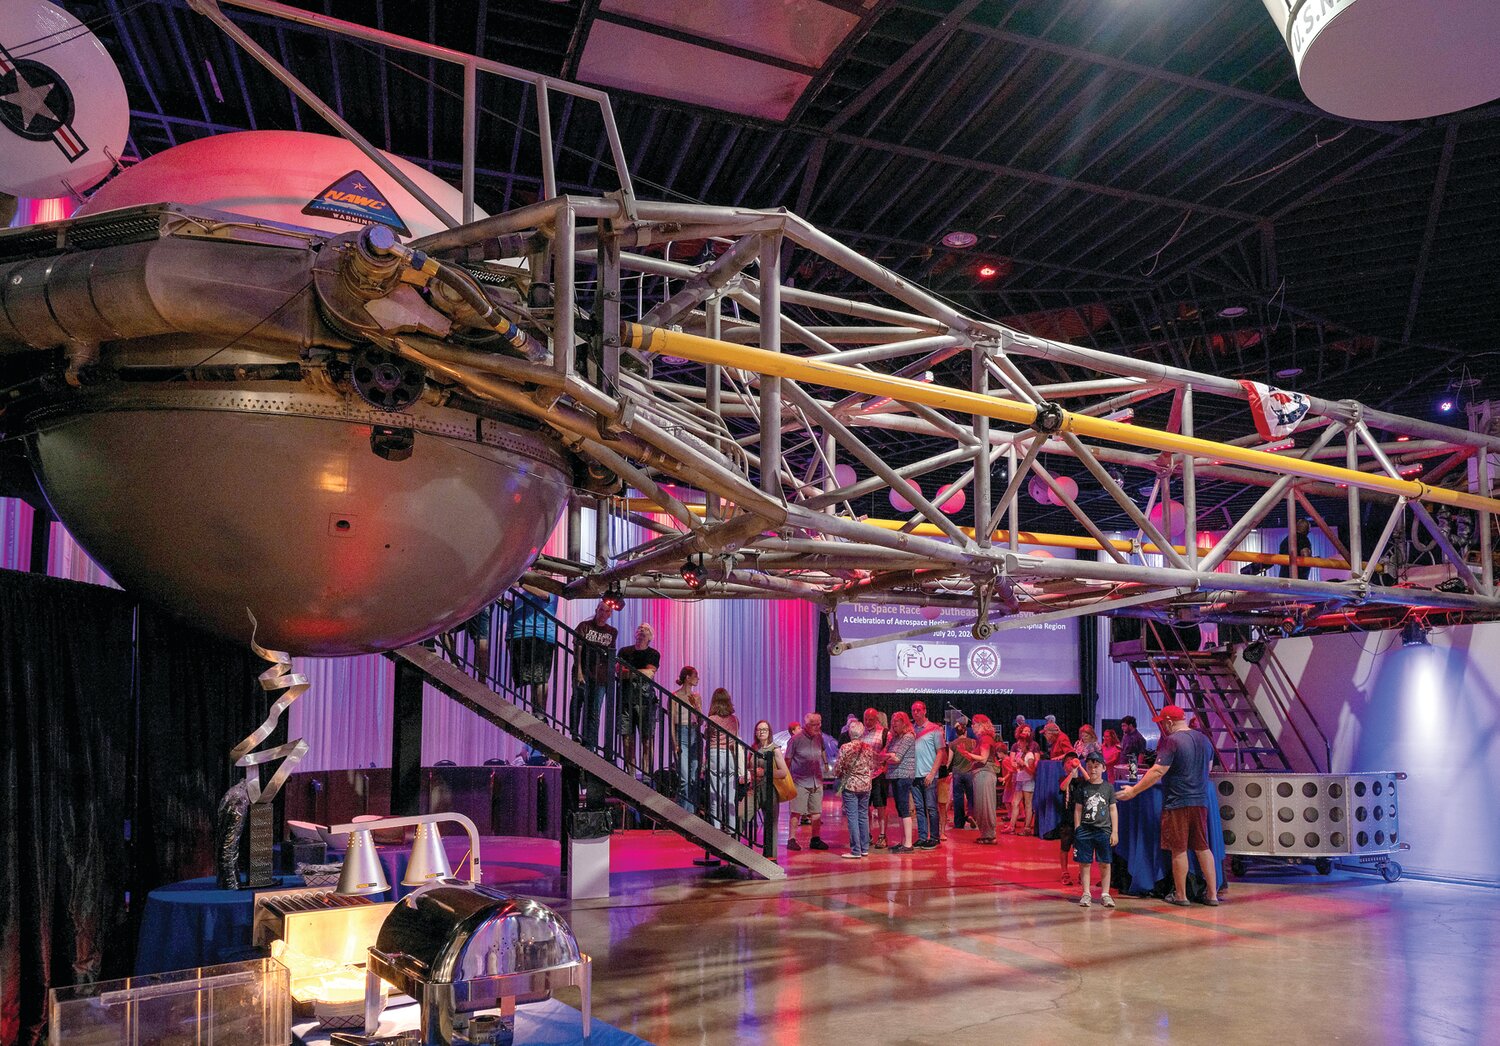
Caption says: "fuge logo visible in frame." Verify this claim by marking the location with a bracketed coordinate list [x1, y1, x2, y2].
[896, 642, 961, 679]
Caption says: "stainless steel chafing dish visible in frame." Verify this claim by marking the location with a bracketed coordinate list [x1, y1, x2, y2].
[362, 880, 591, 1044]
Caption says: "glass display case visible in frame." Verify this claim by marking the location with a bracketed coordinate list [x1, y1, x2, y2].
[48, 958, 290, 1046]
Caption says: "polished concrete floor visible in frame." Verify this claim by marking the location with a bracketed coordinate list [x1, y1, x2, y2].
[483, 800, 1500, 1046]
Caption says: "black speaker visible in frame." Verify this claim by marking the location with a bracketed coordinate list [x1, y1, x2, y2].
[277, 840, 328, 873]
[567, 809, 613, 840]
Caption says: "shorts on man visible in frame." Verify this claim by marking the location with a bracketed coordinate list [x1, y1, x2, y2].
[791, 782, 822, 816]
[509, 635, 555, 687]
[616, 690, 659, 736]
[1160, 806, 1210, 852]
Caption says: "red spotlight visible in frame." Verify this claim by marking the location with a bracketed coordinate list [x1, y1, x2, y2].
[977, 263, 1000, 280]
[601, 582, 626, 611]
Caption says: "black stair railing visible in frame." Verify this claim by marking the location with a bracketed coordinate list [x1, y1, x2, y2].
[435, 592, 775, 856]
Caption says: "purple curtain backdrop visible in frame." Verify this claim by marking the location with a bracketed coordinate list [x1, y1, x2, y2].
[283, 592, 819, 770]
[0, 498, 31, 572]
[3, 498, 818, 767]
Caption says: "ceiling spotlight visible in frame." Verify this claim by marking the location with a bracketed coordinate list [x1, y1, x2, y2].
[1218, 305, 1249, 318]
[976, 262, 1001, 280]
[1275, 366, 1304, 379]
[941, 230, 978, 249]
[680, 557, 706, 590]
[1438, 398, 1456, 413]
[601, 582, 625, 612]
[1401, 619, 1430, 647]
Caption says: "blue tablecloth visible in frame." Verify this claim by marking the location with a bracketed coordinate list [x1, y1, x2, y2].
[1034, 759, 1068, 837]
[1033, 761, 1227, 895]
[135, 876, 301, 975]
[1114, 787, 1227, 895]
[293, 998, 648, 1046]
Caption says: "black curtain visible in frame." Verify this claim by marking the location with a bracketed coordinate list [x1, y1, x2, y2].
[1, 571, 274, 1046]
[130, 606, 269, 908]
[0, 573, 135, 1046]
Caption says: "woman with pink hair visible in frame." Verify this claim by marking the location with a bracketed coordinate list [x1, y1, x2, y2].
[967, 715, 1000, 843]
[1100, 728, 1122, 771]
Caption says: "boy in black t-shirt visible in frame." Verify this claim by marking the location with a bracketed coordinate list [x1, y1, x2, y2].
[1071, 752, 1118, 908]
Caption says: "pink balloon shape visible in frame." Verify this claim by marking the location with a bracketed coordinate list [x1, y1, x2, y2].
[1050, 475, 1079, 504]
[940, 489, 967, 512]
[890, 482, 922, 513]
[1028, 476, 1051, 504]
[922, 604, 943, 621]
[832, 463, 857, 487]
[1148, 499, 1187, 541]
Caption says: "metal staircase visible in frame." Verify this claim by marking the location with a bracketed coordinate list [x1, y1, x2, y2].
[395, 593, 785, 880]
[1119, 622, 1292, 771]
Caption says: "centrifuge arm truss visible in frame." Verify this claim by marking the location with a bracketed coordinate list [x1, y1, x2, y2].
[196, 0, 1500, 636]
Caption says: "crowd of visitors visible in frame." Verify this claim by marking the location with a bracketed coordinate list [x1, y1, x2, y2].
[546, 599, 1213, 909]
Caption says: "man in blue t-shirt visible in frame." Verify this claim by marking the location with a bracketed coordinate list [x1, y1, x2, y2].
[1116, 704, 1220, 907]
[508, 586, 559, 716]
[910, 701, 947, 849]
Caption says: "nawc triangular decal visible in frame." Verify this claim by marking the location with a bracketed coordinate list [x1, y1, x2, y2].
[301, 169, 411, 236]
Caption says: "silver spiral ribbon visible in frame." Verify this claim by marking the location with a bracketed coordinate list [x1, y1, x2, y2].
[231, 610, 311, 804]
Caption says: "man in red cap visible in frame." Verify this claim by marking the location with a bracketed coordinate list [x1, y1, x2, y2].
[1116, 704, 1220, 907]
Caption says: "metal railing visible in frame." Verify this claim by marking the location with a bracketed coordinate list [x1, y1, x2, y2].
[435, 592, 775, 856]
[1249, 649, 1334, 772]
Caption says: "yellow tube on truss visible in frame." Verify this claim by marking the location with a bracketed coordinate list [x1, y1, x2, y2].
[624, 323, 1500, 516]
[621, 498, 1355, 570]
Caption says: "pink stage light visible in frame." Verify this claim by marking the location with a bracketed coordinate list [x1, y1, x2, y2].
[9, 196, 77, 227]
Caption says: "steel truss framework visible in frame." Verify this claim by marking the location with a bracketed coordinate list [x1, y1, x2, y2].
[196, 0, 1500, 644]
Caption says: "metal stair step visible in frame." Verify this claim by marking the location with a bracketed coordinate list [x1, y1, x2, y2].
[395, 644, 785, 881]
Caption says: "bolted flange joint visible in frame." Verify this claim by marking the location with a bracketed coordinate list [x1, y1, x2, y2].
[1033, 401, 1065, 433]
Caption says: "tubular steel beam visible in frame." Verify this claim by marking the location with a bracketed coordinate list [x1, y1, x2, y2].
[623, 324, 1500, 516]
[623, 499, 1359, 571]
[757, 235, 783, 499]
[1004, 551, 1497, 614]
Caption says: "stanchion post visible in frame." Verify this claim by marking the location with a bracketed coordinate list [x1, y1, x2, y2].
[761, 750, 778, 860]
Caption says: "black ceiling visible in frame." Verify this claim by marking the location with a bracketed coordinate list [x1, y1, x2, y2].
[41, 0, 1500, 529]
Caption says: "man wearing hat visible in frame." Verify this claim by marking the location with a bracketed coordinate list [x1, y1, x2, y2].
[1116, 704, 1220, 907]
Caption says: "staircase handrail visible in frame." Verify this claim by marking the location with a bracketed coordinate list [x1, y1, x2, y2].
[1143, 620, 1233, 770]
[437, 590, 772, 855]
[1252, 647, 1333, 772]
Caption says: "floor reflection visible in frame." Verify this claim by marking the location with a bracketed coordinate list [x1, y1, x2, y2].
[538, 812, 1500, 1045]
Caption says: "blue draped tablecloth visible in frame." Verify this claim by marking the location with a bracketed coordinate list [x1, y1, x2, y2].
[135, 876, 301, 975]
[294, 998, 649, 1046]
[1034, 758, 1068, 838]
[1114, 786, 1227, 895]
[1032, 761, 1227, 894]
